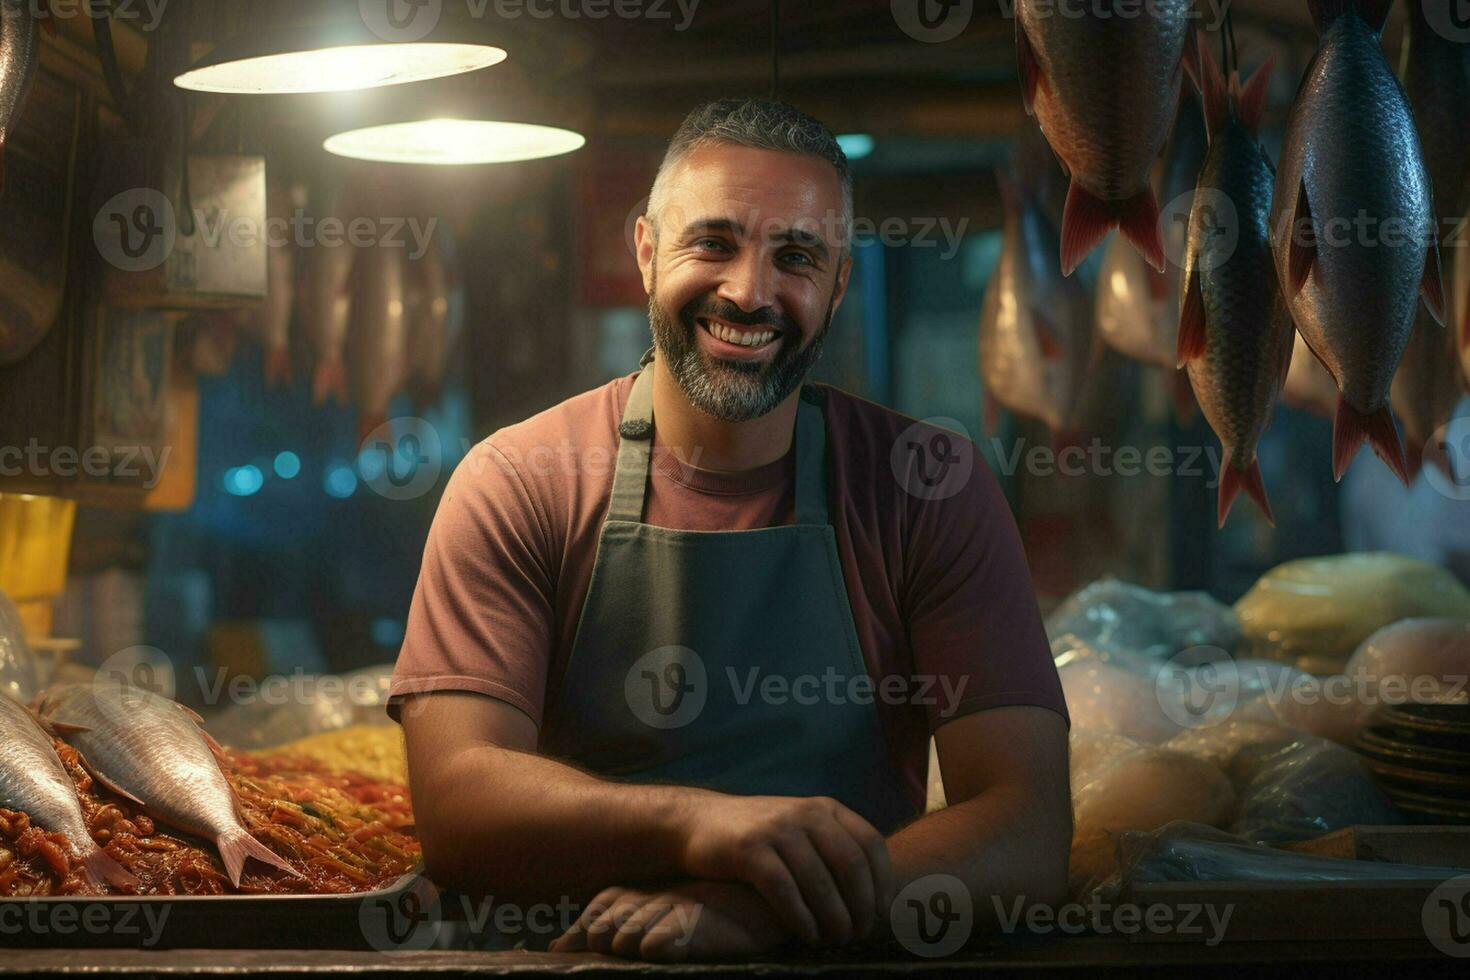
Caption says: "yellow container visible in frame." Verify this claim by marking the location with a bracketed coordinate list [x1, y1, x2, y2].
[0, 493, 77, 639]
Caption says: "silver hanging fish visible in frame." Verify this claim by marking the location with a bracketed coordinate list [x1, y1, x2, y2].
[0, 0, 40, 194]
[1269, 0, 1445, 485]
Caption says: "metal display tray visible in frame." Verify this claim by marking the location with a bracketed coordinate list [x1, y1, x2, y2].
[0, 869, 422, 950]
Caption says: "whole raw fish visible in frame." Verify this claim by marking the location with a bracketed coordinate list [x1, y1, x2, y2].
[1015, 0, 1194, 275]
[404, 236, 450, 406]
[349, 239, 409, 439]
[1269, 0, 1445, 485]
[0, 694, 136, 890]
[1392, 0, 1470, 477]
[0, 0, 40, 193]
[1176, 42, 1292, 527]
[304, 187, 356, 406]
[37, 682, 299, 887]
[247, 181, 295, 388]
[979, 158, 1094, 438]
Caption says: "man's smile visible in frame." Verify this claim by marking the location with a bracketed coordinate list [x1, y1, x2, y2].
[696, 316, 783, 357]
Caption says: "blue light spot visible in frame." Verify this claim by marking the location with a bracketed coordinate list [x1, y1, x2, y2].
[325, 464, 358, 499]
[357, 443, 387, 482]
[371, 618, 406, 648]
[274, 451, 301, 479]
[836, 134, 874, 160]
[224, 465, 264, 497]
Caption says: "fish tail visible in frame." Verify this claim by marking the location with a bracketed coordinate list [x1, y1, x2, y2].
[82, 845, 140, 892]
[1061, 183, 1163, 277]
[312, 359, 348, 406]
[1218, 457, 1275, 528]
[264, 349, 292, 388]
[1333, 398, 1408, 486]
[217, 829, 302, 887]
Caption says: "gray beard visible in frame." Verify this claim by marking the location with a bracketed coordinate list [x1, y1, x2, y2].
[647, 274, 836, 423]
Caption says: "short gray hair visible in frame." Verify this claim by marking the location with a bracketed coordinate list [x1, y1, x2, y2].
[647, 99, 854, 256]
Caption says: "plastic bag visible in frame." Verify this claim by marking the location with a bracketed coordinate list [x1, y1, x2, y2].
[1227, 735, 1401, 844]
[1234, 553, 1470, 674]
[1070, 745, 1235, 884]
[1059, 657, 1186, 743]
[1162, 719, 1295, 771]
[339, 663, 398, 726]
[1340, 618, 1470, 732]
[1109, 819, 1470, 887]
[1046, 578, 1242, 661]
[204, 673, 359, 749]
[0, 588, 37, 704]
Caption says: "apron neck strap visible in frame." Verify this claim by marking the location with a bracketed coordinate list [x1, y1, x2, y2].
[608, 358, 829, 525]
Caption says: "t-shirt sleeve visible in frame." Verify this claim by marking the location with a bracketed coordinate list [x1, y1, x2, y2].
[902, 437, 1070, 734]
[387, 441, 555, 728]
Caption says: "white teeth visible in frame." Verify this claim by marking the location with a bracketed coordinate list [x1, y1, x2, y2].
[704, 320, 775, 348]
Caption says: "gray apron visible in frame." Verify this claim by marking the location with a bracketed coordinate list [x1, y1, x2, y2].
[541, 353, 916, 835]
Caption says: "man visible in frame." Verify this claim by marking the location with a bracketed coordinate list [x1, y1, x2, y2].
[390, 99, 1071, 962]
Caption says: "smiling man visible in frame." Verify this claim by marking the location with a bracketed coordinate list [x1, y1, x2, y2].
[390, 99, 1071, 961]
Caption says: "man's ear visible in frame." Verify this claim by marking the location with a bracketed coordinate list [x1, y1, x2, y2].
[635, 215, 657, 295]
[830, 252, 855, 316]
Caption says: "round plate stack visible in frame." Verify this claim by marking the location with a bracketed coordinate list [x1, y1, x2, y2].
[1354, 703, 1470, 824]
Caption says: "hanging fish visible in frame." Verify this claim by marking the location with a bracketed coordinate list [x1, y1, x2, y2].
[1392, 0, 1470, 478]
[349, 240, 409, 440]
[979, 161, 1095, 440]
[1015, 0, 1194, 275]
[1456, 201, 1470, 388]
[1176, 39, 1292, 527]
[304, 185, 356, 406]
[1269, 0, 1445, 485]
[404, 236, 450, 407]
[246, 181, 295, 387]
[0, 0, 41, 195]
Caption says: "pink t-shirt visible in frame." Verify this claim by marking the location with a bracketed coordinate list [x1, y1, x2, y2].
[389, 374, 1069, 807]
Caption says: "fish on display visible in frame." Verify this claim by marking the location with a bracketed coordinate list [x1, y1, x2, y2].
[1392, 0, 1470, 477]
[1176, 39, 1292, 527]
[349, 240, 409, 440]
[0, 0, 40, 194]
[404, 235, 450, 407]
[305, 189, 356, 407]
[979, 161, 1095, 439]
[247, 181, 295, 388]
[0, 694, 137, 890]
[37, 682, 300, 888]
[1015, 0, 1194, 275]
[1269, 0, 1445, 486]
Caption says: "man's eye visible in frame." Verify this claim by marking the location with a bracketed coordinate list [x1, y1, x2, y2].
[695, 238, 731, 252]
[780, 250, 814, 266]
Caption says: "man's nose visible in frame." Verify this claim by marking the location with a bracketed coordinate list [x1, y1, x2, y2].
[716, 248, 778, 316]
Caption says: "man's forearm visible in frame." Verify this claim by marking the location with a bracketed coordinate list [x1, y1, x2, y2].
[415, 740, 709, 902]
[884, 784, 1072, 934]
